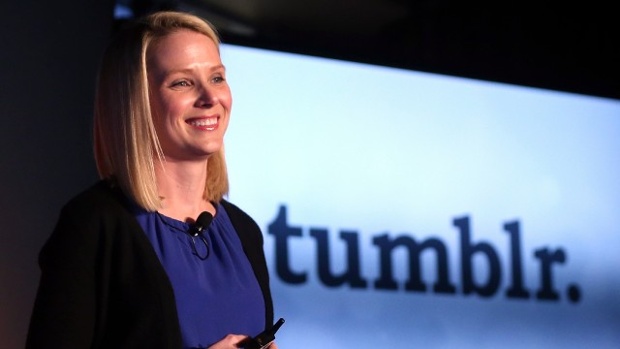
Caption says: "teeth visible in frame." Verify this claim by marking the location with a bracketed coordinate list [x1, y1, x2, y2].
[189, 118, 217, 127]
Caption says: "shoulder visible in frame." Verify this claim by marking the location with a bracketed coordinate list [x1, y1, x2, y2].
[220, 200, 263, 243]
[62, 180, 127, 214]
[58, 180, 132, 225]
[220, 200, 253, 222]
[39, 181, 138, 267]
[48, 180, 137, 248]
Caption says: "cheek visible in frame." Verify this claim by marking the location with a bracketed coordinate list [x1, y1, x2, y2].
[223, 96, 233, 113]
[150, 96, 183, 140]
[220, 86, 233, 111]
[156, 95, 193, 123]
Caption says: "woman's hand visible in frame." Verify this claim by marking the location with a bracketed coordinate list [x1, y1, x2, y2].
[207, 334, 249, 349]
[206, 334, 280, 349]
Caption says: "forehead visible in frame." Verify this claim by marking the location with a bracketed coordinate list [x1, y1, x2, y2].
[147, 30, 221, 69]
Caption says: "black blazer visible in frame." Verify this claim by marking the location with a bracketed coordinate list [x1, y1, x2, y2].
[26, 181, 273, 349]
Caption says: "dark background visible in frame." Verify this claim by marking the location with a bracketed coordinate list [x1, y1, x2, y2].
[0, 0, 617, 347]
[139, 0, 619, 100]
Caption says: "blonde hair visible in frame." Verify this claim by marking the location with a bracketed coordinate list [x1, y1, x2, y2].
[93, 11, 229, 211]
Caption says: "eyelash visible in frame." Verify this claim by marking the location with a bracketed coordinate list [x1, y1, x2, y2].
[169, 74, 226, 88]
[171, 80, 191, 87]
[212, 75, 225, 83]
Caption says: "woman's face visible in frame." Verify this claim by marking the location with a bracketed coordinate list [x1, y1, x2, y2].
[147, 29, 232, 162]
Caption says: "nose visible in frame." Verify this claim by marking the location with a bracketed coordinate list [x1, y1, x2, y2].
[195, 86, 217, 108]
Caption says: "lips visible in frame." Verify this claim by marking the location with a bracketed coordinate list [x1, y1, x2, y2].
[186, 116, 219, 131]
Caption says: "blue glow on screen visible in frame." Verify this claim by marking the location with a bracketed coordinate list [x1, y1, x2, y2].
[221, 44, 620, 348]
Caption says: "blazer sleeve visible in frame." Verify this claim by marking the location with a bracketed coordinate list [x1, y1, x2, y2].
[221, 200, 275, 328]
[26, 182, 183, 349]
[26, 197, 104, 348]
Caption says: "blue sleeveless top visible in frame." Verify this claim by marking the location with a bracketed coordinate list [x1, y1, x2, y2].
[133, 203, 265, 348]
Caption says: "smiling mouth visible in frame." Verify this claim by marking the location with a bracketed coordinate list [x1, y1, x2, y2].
[187, 117, 218, 130]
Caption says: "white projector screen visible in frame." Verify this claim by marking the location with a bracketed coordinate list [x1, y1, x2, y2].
[220, 44, 620, 349]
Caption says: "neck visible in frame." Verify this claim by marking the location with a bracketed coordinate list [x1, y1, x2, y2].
[155, 158, 215, 222]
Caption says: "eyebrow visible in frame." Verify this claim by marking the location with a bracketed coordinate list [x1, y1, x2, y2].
[166, 64, 226, 75]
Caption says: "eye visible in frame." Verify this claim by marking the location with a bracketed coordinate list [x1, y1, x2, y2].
[211, 73, 226, 84]
[170, 79, 192, 88]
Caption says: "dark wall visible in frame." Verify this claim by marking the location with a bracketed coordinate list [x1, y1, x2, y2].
[0, 1, 114, 347]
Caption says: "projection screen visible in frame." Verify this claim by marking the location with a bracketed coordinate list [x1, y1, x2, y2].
[220, 43, 620, 349]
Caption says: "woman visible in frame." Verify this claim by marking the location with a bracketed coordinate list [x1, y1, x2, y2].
[26, 11, 277, 349]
